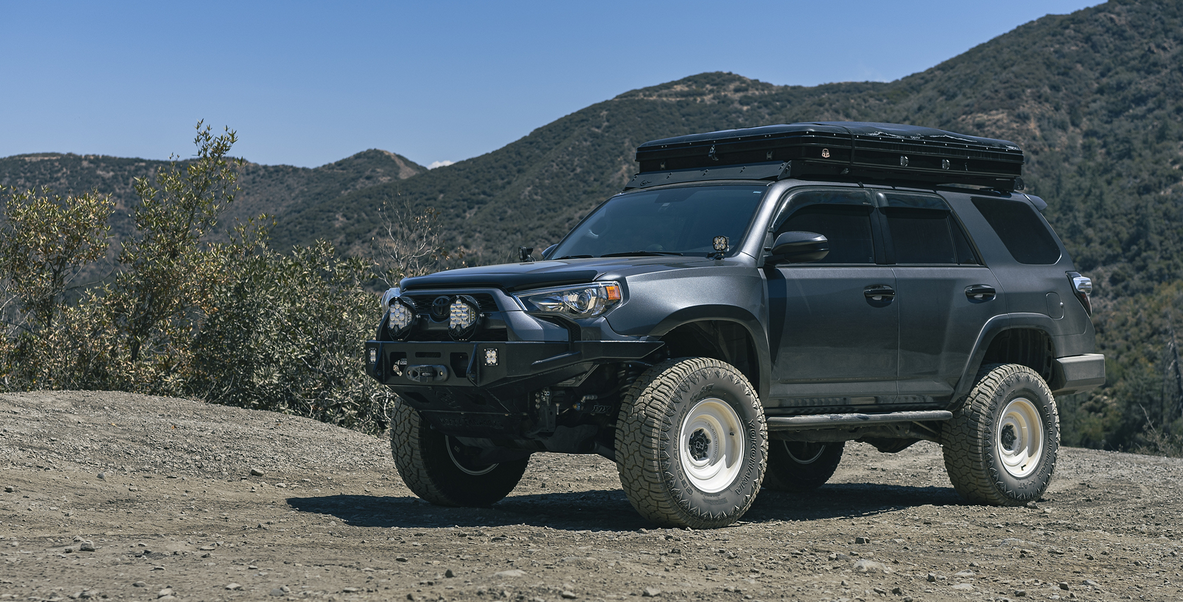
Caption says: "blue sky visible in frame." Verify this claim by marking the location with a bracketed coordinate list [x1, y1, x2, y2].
[1, 1, 1102, 169]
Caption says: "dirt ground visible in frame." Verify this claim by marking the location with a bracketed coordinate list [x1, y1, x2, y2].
[2, 391, 1181, 602]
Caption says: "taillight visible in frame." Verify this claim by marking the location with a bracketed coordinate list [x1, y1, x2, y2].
[1067, 272, 1093, 316]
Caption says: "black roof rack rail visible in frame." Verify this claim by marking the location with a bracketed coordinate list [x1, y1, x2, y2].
[626, 122, 1024, 192]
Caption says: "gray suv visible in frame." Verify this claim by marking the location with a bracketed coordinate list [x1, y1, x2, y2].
[365, 122, 1105, 528]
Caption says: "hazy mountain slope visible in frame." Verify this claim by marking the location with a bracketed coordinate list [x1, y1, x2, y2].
[0, 148, 424, 277]
[881, 0, 1183, 299]
[269, 75, 890, 262]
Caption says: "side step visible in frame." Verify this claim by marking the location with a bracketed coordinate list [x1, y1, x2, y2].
[766, 410, 952, 431]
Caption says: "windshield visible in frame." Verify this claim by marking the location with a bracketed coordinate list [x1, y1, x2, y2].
[549, 185, 767, 259]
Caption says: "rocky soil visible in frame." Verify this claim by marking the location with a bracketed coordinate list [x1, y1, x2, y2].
[2, 390, 1181, 602]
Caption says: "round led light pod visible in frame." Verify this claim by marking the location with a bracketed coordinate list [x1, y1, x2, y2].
[448, 296, 481, 340]
[386, 297, 416, 339]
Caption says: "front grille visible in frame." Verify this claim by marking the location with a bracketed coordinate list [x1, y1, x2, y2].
[398, 292, 507, 342]
[404, 293, 499, 313]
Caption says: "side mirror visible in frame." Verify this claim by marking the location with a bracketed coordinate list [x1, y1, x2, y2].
[541, 244, 558, 260]
[767, 231, 829, 265]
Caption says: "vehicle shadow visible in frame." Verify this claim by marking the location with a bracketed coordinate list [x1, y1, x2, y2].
[286, 488, 648, 531]
[745, 482, 964, 522]
[286, 482, 965, 531]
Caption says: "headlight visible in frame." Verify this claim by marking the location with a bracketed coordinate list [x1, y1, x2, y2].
[516, 281, 623, 319]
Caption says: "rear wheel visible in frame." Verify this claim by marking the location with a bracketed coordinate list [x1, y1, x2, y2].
[390, 398, 528, 507]
[762, 440, 844, 492]
[941, 364, 1059, 505]
[615, 357, 767, 529]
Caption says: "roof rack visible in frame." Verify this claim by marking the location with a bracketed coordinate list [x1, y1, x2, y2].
[625, 122, 1024, 192]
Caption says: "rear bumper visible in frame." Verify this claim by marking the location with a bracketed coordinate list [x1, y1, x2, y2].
[1049, 353, 1106, 394]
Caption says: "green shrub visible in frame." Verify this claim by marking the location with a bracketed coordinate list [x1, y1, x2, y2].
[190, 230, 393, 433]
[1, 123, 401, 435]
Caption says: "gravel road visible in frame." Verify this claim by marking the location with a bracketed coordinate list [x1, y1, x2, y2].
[2, 391, 1181, 601]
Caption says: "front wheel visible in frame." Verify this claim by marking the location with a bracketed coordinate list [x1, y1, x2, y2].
[390, 398, 528, 507]
[615, 358, 767, 529]
[941, 364, 1059, 505]
[762, 440, 844, 492]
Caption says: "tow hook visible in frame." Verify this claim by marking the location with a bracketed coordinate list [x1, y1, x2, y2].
[406, 365, 449, 383]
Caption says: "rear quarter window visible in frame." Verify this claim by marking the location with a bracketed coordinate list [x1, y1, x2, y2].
[881, 192, 979, 265]
[971, 197, 1062, 264]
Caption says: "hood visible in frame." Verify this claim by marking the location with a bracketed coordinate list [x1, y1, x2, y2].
[400, 255, 725, 292]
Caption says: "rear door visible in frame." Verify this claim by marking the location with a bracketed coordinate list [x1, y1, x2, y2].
[878, 191, 1003, 403]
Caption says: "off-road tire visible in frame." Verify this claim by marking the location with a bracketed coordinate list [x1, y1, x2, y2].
[762, 441, 844, 492]
[391, 397, 528, 507]
[941, 363, 1059, 506]
[615, 357, 767, 529]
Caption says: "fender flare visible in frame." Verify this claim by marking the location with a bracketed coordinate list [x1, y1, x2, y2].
[949, 312, 1059, 408]
[650, 305, 772, 400]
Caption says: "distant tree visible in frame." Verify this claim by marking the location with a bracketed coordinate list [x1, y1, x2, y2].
[370, 197, 458, 288]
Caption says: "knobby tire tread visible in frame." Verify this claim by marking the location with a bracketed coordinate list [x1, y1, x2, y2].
[615, 357, 766, 529]
[941, 363, 1059, 506]
[390, 397, 526, 507]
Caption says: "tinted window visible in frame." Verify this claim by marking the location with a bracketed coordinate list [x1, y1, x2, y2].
[551, 185, 765, 258]
[779, 204, 875, 264]
[886, 208, 955, 263]
[880, 192, 979, 265]
[972, 197, 1061, 264]
[883, 208, 980, 265]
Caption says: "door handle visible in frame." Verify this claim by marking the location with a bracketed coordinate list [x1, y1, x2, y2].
[965, 284, 997, 302]
[863, 284, 895, 303]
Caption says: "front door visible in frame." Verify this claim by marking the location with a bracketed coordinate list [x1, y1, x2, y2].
[766, 189, 899, 407]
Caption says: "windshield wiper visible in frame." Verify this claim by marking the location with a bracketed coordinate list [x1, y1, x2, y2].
[555, 255, 594, 260]
[599, 250, 684, 257]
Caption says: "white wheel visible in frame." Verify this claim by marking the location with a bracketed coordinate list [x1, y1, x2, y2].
[679, 398, 744, 493]
[616, 357, 767, 529]
[997, 397, 1044, 478]
[942, 363, 1059, 506]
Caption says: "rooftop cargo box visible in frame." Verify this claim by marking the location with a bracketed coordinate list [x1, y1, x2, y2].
[627, 122, 1025, 192]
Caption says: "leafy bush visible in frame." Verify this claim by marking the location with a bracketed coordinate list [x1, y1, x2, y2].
[190, 230, 392, 432]
[0, 124, 409, 435]
[0, 186, 114, 390]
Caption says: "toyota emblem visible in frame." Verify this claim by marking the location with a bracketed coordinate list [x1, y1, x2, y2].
[430, 296, 451, 321]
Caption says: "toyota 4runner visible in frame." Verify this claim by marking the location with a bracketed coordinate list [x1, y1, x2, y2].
[365, 122, 1106, 528]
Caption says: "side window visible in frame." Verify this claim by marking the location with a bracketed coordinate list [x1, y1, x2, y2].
[776, 191, 875, 264]
[972, 197, 1061, 264]
[882, 193, 980, 265]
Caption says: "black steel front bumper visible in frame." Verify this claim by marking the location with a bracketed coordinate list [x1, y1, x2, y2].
[366, 338, 662, 398]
